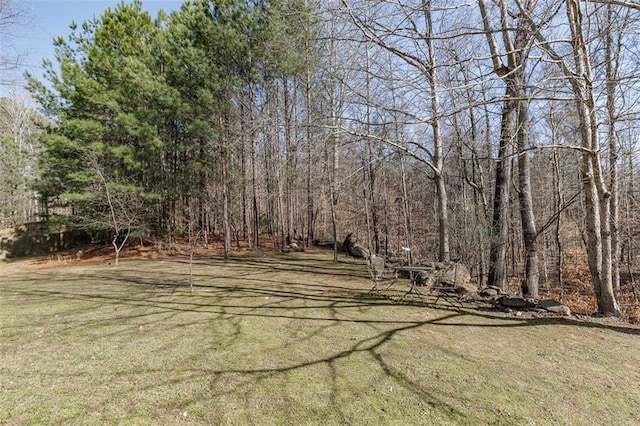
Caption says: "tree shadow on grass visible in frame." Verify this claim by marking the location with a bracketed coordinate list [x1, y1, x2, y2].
[3, 255, 640, 423]
[466, 307, 640, 336]
[100, 303, 637, 422]
[120, 263, 640, 337]
[6, 257, 640, 337]
[165, 252, 368, 280]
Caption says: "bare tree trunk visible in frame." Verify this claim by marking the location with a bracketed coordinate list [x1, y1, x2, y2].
[240, 135, 248, 242]
[487, 97, 514, 291]
[423, 0, 449, 262]
[553, 151, 565, 298]
[326, 121, 339, 261]
[604, 4, 621, 290]
[305, 62, 314, 248]
[249, 79, 260, 248]
[566, 0, 619, 316]
[367, 145, 380, 255]
[516, 97, 539, 298]
[273, 81, 287, 252]
[512, 9, 540, 298]
[479, 0, 539, 294]
[512, 0, 621, 315]
[400, 155, 413, 265]
[221, 133, 231, 260]
[283, 78, 295, 243]
[326, 29, 342, 262]
[479, 0, 513, 291]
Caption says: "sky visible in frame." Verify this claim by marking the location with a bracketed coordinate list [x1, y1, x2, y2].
[1, 0, 183, 98]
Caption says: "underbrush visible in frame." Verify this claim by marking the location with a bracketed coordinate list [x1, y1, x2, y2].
[507, 250, 640, 323]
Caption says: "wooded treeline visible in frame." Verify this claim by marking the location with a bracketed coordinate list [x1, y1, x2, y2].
[3, 0, 640, 316]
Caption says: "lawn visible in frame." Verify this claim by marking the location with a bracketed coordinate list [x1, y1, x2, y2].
[1, 250, 639, 425]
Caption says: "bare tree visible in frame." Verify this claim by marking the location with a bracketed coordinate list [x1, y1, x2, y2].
[478, 0, 519, 292]
[0, 0, 30, 88]
[0, 95, 40, 226]
[339, 0, 451, 261]
[75, 153, 150, 266]
[516, 0, 621, 315]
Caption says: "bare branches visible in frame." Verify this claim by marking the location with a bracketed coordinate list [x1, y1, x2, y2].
[583, 0, 640, 12]
[477, 0, 506, 74]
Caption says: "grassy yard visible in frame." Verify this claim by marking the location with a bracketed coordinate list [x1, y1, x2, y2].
[1, 250, 639, 425]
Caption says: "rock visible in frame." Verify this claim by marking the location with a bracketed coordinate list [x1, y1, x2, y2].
[343, 233, 354, 252]
[283, 242, 304, 253]
[350, 244, 370, 259]
[413, 261, 472, 289]
[455, 282, 478, 297]
[498, 296, 533, 308]
[437, 262, 471, 286]
[342, 233, 370, 259]
[479, 287, 500, 298]
[538, 299, 561, 309]
[538, 299, 571, 316]
[415, 271, 436, 287]
[313, 239, 342, 250]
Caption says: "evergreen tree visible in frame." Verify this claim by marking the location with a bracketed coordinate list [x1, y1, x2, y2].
[27, 1, 165, 240]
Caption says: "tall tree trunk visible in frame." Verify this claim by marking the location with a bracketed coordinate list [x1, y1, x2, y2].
[553, 150, 565, 297]
[240, 134, 248, 242]
[479, 0, 513, 291]
[221, 120, 231, 260]
[273, 80, 287, 251]
[400, 154, 413, 265]
[513, 16, 539, 299]
[566, 0, 619, 315]
[367, 144, 380, 255]
[487, 101, 513, 291]
[516, 96, 539, 298]
[283, 78, 296, 243]
[605, 4, 621, 290]
[362, 31, 379, 255]
[479, 0, 538, 294]
[249, 79, 260, 248]
[305, 60, 314, 247]
[513, 0, 621, 315]
[423, 0, 449, 262]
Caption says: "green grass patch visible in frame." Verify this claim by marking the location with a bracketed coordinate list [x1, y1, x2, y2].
[2, 250, 639, 425]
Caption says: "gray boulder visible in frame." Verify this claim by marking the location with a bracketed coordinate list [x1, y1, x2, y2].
[414, 261, 473, 289]
[342, 233, 370, 259]
[438, 262, 471, 287]
[498, 296, 535, 308]
[455, 282, 478, 297]
[283, 242, 304, 253]
[479, 287, 500, 298]
[412, 262, 477, 297]
[350, 244, 370, 259]
[538, 299, 571, 316]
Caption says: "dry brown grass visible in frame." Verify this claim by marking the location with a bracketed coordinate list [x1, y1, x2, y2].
[2, 249, 640, 424]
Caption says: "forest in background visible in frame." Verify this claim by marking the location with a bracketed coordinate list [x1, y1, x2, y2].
[2, 0, 640, 318]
